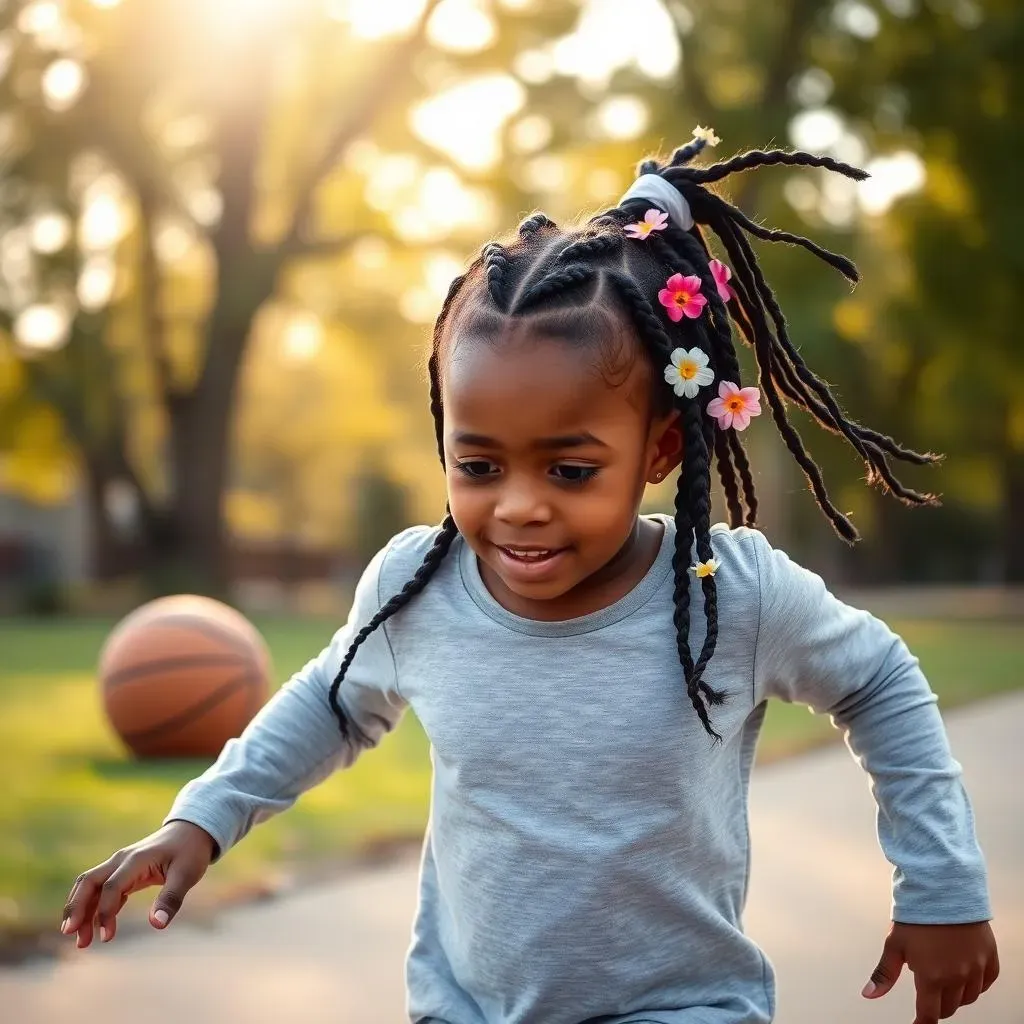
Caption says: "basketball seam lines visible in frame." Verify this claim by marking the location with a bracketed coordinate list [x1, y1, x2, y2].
[118, 670, 257, 744]
[103, 653, 253, 690]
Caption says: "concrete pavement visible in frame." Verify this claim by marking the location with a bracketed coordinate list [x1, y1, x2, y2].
[2, 692, 1020, 1024]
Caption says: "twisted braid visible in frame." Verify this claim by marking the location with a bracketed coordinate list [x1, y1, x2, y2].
[483, 242, 511, 310]
[712, 216, 860, 541]
[671, 148, 869, 187]
[514, 264, 595, 314]
[518, 213, 556, 238]
[556, 233, 622, 263]
[328, 514, 459, 736]
[680, 402, 724, 739]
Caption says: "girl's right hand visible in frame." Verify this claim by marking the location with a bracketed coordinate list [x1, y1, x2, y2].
[60, 820, 216, 948]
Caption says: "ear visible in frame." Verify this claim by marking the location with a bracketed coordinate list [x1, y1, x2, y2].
[646, 408, 683, 484]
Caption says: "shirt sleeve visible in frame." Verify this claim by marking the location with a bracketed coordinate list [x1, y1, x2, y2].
[747, 529, 991, 925]
[163, 538, 406, 860]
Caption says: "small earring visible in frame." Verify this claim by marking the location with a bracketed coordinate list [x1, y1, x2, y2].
[655, 471, 664, 481]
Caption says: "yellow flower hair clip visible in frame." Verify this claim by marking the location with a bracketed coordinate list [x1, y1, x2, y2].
[690, 558, 721, 578]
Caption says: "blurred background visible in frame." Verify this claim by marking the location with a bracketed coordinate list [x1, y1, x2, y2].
[0, 0, 1021, 966]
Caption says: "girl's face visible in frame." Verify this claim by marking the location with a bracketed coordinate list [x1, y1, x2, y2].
[442, 331, 681, 618]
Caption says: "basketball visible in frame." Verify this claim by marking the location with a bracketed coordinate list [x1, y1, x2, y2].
[98, 595, 272, 759]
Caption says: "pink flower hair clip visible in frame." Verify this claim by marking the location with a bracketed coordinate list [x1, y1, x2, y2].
[709, 259, 736, 302]
[707, 381, 762, 431]
[624, 209, 669, 239]
[658, 273, 707, 322]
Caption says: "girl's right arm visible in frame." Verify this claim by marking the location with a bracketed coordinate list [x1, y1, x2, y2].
[61, 537, 406, 946]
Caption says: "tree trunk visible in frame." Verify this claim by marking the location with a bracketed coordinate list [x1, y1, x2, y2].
[83, 464, 125, 580]
[163, 276, 273, 596]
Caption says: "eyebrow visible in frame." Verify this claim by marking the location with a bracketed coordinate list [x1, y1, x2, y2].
[452, 431, 609, 451]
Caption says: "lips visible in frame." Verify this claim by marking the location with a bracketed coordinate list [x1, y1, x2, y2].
[492, 543, 571, 582]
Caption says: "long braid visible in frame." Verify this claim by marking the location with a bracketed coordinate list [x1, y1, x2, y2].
[714, 215, 860, 540]
[328, 514, 459, 735]
[646, 228, 755, 528]
[603, 269, 721, 735]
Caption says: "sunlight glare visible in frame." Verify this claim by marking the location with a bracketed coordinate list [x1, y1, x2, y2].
[410, 74, 524, 171]
[79, 180, 130, 252]
[14, 303, 70, 352]
[77, 256, 117, 312]
[29, 210, 71, 254]
[328, 0, 427, 40]
[551, 0, 679, 88]
[42, 58, 86, 112]
[593, 95, 649, 141]
[789, 108, 845, 152]
[858, 151, 926, 214]
[282, 312, 324, 361]
[429, 0, 496, 54]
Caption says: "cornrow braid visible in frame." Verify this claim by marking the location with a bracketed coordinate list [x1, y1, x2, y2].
[483, 242, 511, 310]
[518, 213, 556, 238]
[555, 232, 623, 264]
[328, 513, 459, 737]
[513, 263, 596, 314]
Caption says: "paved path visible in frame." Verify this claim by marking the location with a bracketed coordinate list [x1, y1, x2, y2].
[3, 693, 1020, 1024]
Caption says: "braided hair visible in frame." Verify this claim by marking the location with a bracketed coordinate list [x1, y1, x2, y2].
[328, 137, 940, 741]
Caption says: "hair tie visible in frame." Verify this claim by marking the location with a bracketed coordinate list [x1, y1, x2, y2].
[618, 174, 694, 231]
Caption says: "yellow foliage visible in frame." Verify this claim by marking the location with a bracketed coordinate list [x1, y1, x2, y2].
[925, 159, 975, 219]
[832, 298, 872, 342]
[0, 405, 77, 504]
[225, 489, 282, 540]
[0, 344, 26, 400]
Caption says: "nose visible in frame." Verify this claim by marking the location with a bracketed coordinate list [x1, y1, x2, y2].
[493, 475, 552, 526]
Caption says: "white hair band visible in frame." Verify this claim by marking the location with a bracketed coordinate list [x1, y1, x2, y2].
[618, 174, 694, 231]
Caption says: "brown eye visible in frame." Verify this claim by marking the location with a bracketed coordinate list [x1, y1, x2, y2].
[455, 460, 498, 479]
[550, 465, 599, 486]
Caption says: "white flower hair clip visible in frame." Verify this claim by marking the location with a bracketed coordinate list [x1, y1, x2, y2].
[664, 347, 715, 398]
[692, 125, 721, 147]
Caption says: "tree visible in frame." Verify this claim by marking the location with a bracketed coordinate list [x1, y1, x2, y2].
[0, 0, 443, 593]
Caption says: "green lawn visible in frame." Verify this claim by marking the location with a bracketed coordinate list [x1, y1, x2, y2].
[0, 615, 1020, 945]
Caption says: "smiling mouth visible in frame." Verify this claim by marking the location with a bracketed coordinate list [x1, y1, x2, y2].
[495, 545, 568, 563]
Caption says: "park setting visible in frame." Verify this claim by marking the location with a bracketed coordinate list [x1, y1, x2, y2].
[0, 0, 1022, 1022]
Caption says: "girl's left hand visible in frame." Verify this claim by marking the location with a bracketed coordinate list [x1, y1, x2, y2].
[862, 920, 999, 1023]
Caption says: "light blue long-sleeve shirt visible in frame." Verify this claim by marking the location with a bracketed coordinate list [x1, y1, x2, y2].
[165, 516, 991, 1024]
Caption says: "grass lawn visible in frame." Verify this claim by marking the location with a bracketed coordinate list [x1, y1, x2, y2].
[1, 614, 1021, 947]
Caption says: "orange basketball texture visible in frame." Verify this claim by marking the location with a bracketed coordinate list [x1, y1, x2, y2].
[99, 595, 272, 759]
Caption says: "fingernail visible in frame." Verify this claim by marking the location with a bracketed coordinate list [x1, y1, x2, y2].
[60, 918, 70, 935]
[154, 909, 169, 926]
[861, 982, 877, 998]
[100, 925, 111, 943]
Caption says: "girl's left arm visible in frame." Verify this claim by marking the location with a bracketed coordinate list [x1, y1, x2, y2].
[746, 530, 999, 1021]
[747, 529, 991, 926]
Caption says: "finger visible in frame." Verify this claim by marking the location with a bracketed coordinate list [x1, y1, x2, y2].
[149, 859, 202, 929]
[863, 937, 905, 998]
[981, 951, 999, 992]
[95, 857, 149, 942]
[62, 856, 122, 936]
[960, 970, 984, 1006]
[939, 984, 965, 1019]
[75, 916, 95, 949]
[913, 982, 942, 1024]
[96, 893, 130, 944]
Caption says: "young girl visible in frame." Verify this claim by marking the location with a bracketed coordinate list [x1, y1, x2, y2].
[61, 130, 999, 1024]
